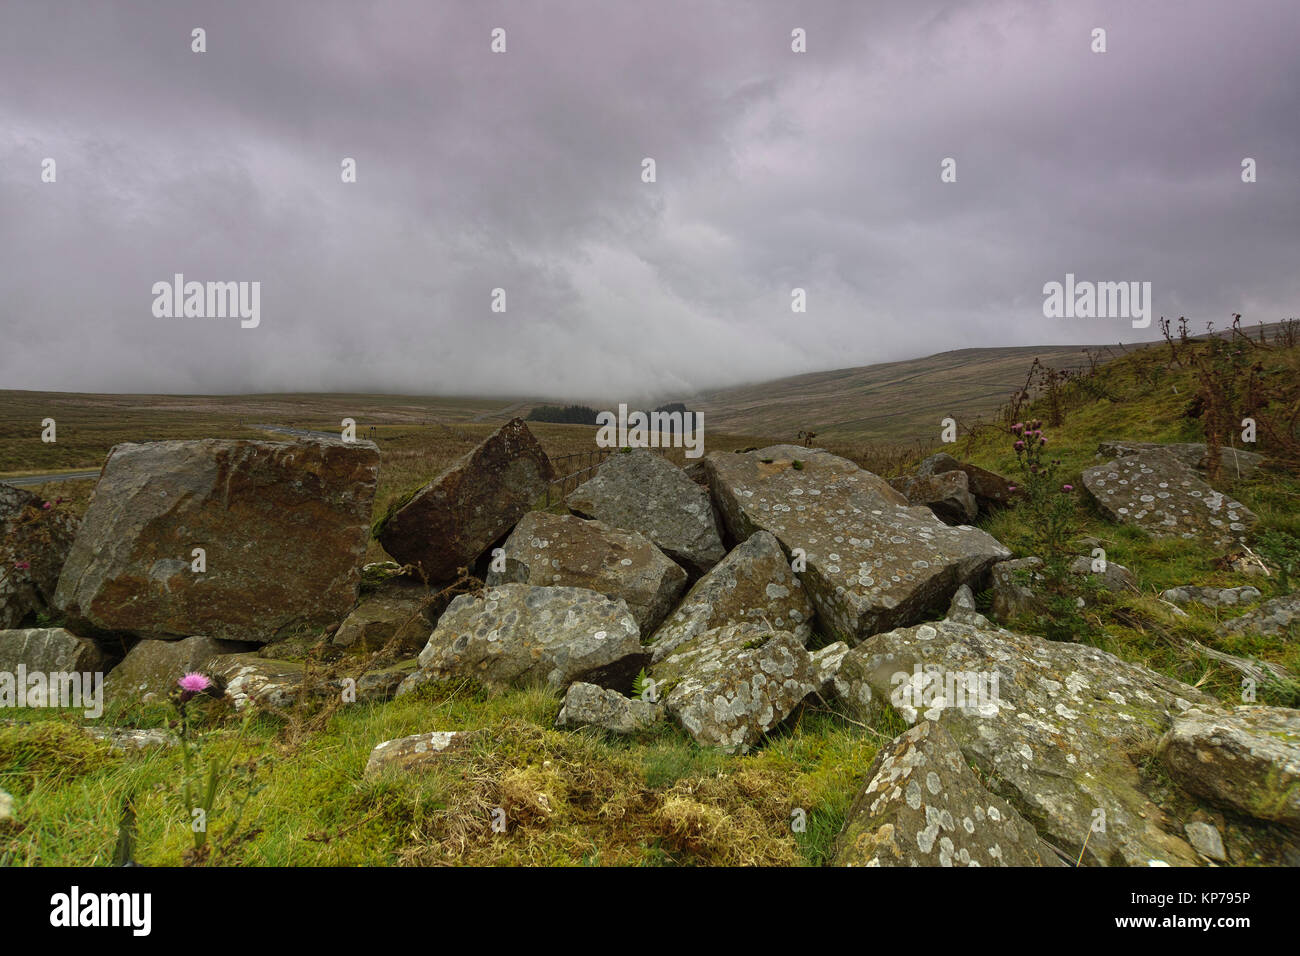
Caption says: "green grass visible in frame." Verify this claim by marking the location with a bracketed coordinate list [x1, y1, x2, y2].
[0, 679, 883, 867]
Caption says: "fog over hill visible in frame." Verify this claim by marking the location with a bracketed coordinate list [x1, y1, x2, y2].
[2, 0, 1298, 399]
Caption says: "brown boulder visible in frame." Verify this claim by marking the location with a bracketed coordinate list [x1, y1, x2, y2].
[54, 438, 378, 643]
[376, 419, 554, 582]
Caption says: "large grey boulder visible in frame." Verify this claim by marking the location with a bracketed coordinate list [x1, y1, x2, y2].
[704, 445, 1011, 643]
[1097, 441, 1263, 481]
[888, 471, 978, 525]
[54, 438, 379, 643]
[1216, 593, 1300, 639]
[647, 530, 814, 663]
[376, 419, 554, 582]
[555, 681, 661, 734]
[652, 622, 816, 753]
[1159, 706, 1300, 828]
[0, 483, 78, 628]
[0, 627, 107, 675]
[832, 617, 1221, 865]
[566, 450, 725, 575]
[1082, 449, 1257, 548]
[833, 721, 1064, 867]
[486, 511, 686, 634]
[396, 584, 642, 694]
[104, 635, 249, 707]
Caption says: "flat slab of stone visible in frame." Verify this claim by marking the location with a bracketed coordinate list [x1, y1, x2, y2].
[376, 419, 554, 582]
[555, 681, 661, 734]
[331, 585, 435, 656]
[54, 438, 379, 643]
[1097, 441, 1263, 480]
[0, 627, 107, 675]
[1159, 705, 1300, 828]
[104, 635, 249, 706]
[652, 623, 816, 753]
[834, 617, 1221, 865]
[397, 584, 642, 693]
[647, 530, 814, 663]
[704, 445, 1011, 643]
[0, 483, 78, 629]
[1216, 593, 1299, 638]
[210, 653, 415, 710]
[487, 511, 686, 634]
[566, 450, 725, 575]
[364, 730, 482, 777]
[1082, 450, 1257, 548]
[833, 720, 1064, 867]
[1160, 585, 1262, 609]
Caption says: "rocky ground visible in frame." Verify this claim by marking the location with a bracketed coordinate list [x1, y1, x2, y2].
[2, 344, 1298, 867]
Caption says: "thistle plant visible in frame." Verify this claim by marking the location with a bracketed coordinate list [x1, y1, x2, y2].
[1010, 420, 1078, 587]
[172, 672, 258, 863]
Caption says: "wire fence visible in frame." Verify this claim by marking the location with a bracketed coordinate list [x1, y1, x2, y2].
[543, 445, 686, 507]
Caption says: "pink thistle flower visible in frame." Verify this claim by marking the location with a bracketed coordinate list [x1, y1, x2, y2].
[41, 501, 51, 510]
[14, 560, 30, 571]
[1062, 484, 1074, 491]
[1014, 440, 1025, 451]
[1007, 485, 1018, 493]
[178, 672, 212, 693]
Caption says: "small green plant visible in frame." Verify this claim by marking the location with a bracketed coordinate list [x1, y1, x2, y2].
[792, 459, 805, 470]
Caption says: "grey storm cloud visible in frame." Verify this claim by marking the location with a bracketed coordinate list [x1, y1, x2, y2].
[1, 0, 1297, 401]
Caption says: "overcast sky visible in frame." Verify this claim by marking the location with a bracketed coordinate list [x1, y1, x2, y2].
[2, 0, 1297, 401]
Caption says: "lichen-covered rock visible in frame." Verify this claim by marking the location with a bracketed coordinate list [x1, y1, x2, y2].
[833, 721, 1064, 867]
[809, 641, 850, 694]
[990, 556, 1135, 620]
[652, 623, 816, 753]
[104, 635, 249, 706]
[888, 471, 978, 525]
[487, 511, 686, 633]
[54, 438, 379, 643]
[376, 419, 554, 582]
[1216, 593, 1300, 639]
[960, 462, 1017, 512]
[331, 585, 435, 656]
[396, 584, 642, 694]
[705, 446, 1010, 643]
[1184, 821, 1227, 862]
[836, 617, 1221, 865]
[1097, 441, 1263, 481]
[1159, 706, 1300, 828]
[0, 483, 78, 628]
[210, 653, 414, 710]
[945, 583, 990, 628]
[364, 730, 482, 777]
[555, 682, 661, 734]
[647, 530, 814, 663]
[0, 627, 107, 675]
[566, 450, 725, 575]
[85, 727, 178, 751]
[916, 453, 962, 477]
[1160, 585, 1262, 609]
[1082, 449, 1257, 548]
[0, 788, 13, 824]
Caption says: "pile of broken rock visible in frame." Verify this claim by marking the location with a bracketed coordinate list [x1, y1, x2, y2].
[2, 422, 1296, 866]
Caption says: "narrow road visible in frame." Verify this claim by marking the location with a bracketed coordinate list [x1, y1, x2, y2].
[2, 470, 101, 487]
